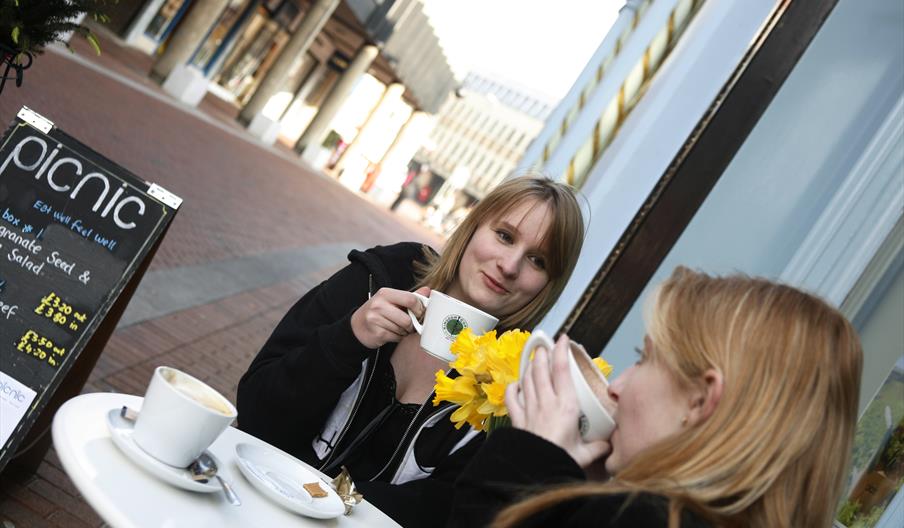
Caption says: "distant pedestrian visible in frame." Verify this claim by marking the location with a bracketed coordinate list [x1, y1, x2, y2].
[389, 168, 416, 211]
[237, 176, 584, 527]
[390, 165, 432, 211]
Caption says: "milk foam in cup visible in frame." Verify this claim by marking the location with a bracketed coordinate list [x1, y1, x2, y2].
[161, 368, 233, 415]
[132, 366, 237, 467]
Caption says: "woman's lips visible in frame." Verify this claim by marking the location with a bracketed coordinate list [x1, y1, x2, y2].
[481, 272, 508, 294]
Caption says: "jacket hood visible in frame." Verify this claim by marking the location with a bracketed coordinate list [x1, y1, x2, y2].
[348, 242, 435, 291]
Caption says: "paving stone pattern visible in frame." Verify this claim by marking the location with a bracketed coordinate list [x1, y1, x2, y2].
[0, 28, 440, 527]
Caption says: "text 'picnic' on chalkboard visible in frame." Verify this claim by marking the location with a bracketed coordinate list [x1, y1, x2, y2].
[0, 107, 181, 472]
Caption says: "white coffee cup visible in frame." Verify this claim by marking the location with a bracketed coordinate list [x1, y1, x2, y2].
[132, 366, 237, 467]
[407, 291, 499, 362]
[519, 330, 616, 441]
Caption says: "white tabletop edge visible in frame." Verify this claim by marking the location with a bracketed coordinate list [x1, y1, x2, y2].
[51, 392, 402, 528]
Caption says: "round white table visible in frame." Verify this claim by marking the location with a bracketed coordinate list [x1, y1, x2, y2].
[52, 393, 401, 528]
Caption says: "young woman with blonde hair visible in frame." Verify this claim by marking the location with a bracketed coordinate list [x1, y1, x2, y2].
[238, 176, 584, 527]
[452, 266, 862, 527]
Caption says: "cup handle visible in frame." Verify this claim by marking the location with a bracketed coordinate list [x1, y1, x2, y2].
[407, 292, 430, 335]
[518, 330, 555, 405]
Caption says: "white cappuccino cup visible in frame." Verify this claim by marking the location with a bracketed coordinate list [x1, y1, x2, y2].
[407, 291, 499, 362]
[519, 330, 616, 441]
[132, 366, 237, 467]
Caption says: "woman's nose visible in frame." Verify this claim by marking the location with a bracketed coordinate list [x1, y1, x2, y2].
[497, 250, 520, 277]
[607, 371, 626, 403]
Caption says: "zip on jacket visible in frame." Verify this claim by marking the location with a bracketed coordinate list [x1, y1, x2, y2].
[312, 273, 478, 482]
[315, 274, 380, 471]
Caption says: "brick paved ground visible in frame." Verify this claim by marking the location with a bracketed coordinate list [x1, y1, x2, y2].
[0, 29, 440, 528]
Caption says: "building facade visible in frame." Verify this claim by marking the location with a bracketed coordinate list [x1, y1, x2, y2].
[402, 73, 552, 233]
[516, 0, 703, 188]
[417, 73, 551, 201]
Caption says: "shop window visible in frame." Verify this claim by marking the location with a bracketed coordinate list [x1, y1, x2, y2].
[190, 0, 254, 73]
[145, 0, 188, 42]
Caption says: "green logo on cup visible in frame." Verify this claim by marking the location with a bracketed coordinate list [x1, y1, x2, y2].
[442, 315, 468, 340]
[579, 414, 589, 436]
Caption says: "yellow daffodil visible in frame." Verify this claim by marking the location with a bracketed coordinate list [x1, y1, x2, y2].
[592, 356, 613, 378]
[435, 329, 526, 430]
[448, 328, 481, 374]
[450, 399, 485, 430]
[433, 370, 477, 407]
[479, 381, 509, 416]
[435, 329, 614, 432]
[483, 329, 528, 382]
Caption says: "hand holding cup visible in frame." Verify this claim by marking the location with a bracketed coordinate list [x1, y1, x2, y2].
[405, 291, 498, 362]
[508, 331, 615, 467]
[351, 286, 430, 349]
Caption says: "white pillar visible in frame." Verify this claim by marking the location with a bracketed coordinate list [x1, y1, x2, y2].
[334, 82, 406, 178]
[150, 0, 230, 83]
[294, 44, 380, 158]
[239, 0, 341, 125]
[124, 0, 167, 53]
[369, 111, 437, 206]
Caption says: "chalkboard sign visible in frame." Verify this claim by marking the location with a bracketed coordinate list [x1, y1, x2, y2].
[0, 107, 181, 473]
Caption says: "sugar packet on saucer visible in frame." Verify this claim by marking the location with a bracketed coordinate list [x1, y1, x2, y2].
[331, 466, 363, 515]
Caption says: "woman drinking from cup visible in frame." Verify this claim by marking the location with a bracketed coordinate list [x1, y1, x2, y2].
[452, 266, 862, 527]
[237, 176, 584, 526]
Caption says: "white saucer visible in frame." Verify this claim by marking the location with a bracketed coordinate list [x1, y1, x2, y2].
[105, 408, 220, 493]
[234, 443, 345, 519]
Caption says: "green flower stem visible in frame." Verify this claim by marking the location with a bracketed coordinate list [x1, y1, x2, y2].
[486, 415, 511, 436]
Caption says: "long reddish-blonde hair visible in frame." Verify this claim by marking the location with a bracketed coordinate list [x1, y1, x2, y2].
[415, 176, 584, 331]
[494, 266, 862, 527]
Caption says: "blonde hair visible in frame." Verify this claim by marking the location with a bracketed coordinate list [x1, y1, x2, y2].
[415, 176, 584, 331]
[494, 266, 862, 527]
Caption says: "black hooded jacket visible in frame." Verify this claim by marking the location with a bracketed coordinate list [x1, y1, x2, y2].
[237, 242, 484, 527]
[451, 428, 712, 527]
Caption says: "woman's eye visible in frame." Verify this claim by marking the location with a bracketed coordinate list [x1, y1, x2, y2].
[633, 346, 645, 365]
[528, 255, 546, 270]
[495, 230, 513, 243]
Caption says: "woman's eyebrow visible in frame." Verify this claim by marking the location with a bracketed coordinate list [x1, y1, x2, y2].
[497, 220, 537, 243]
[497, 219, 551, 255]
[496, 220, 519, 231]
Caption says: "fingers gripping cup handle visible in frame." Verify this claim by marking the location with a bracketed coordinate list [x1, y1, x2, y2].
[518, 330, 615, 441]
[407, 292, 430, 334]
[518, 330, 555, 406]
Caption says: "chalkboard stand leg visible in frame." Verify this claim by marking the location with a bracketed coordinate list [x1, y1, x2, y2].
[3, 226, 170, 477]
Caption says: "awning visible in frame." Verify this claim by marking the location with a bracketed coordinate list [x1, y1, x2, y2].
[343, 0, 457, 113]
